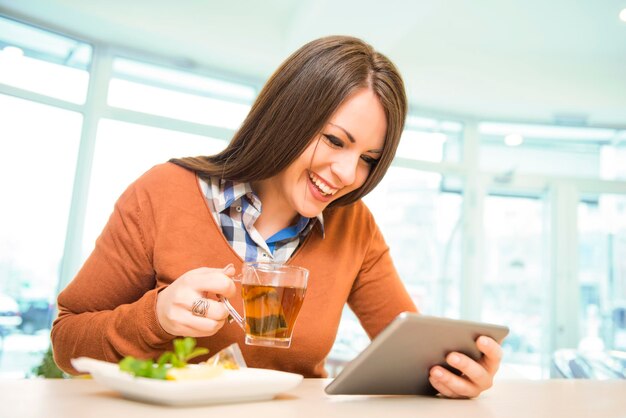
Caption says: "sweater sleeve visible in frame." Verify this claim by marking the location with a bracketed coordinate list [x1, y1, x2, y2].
[347, 211, 418, 340]
[51, 179, 174, 374]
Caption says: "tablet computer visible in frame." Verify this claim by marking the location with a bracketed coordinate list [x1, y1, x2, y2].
[324, 312, 509, 396]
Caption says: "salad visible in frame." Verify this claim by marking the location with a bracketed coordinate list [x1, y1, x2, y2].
[118, 337, 241, 380]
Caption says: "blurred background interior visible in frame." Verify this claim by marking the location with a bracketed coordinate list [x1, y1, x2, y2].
[1, 0, 625, 379]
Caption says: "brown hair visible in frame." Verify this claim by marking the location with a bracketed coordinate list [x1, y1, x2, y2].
[170, 35, 407, 207]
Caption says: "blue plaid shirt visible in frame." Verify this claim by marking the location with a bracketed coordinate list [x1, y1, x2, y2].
[199, 177, 324, 263]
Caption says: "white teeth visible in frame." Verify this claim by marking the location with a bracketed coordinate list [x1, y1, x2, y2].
[308, 172, 338, 196]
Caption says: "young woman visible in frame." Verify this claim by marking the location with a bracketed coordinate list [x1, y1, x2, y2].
[52, 35, 502, 398]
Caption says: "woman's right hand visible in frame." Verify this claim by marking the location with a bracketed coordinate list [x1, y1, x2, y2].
[155, 265, 237, 337]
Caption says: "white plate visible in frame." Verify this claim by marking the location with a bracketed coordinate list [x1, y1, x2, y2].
[71, 357, 303, 406]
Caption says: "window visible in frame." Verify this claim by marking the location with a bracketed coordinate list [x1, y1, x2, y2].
[0, 16, 91, 103]
[82, 119, 228, 259]
[80, 57, 257, 260]
[368, 168, 463, 317]
[327, 167, 463, 376]
[479, 122, 626, 180]
[481, 195, 547, 378]
[578, 194, 626, 351]
[107, 57, 254, 129]
[397, 116, 463, 163]
[0, 16, 91, 377]
[0, 95, 82, 377]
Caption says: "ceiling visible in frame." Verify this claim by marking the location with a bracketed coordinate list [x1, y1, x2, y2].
[1, 0, 626, 128]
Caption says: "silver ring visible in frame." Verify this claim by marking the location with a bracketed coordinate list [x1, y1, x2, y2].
[191, 298, 211, 318]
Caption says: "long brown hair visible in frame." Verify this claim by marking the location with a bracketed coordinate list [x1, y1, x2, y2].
[170, 35, 407, 207]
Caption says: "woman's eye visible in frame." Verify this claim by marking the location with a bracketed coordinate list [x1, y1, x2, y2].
[361, 155, 379, 167]
[322, 134, 344, 148]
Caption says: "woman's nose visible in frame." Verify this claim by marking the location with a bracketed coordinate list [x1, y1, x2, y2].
[330, 153, 358, 187]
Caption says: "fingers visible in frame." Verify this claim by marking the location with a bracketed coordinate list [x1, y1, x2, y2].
[169, 318, 228, 338]
[429, 367, 455, 398]
[477, 336, 503, 375]
[165, 299, 227, 331]
[182, 267, 237, 298]
[156, 265, 239, 337]
[429, 336, 503, 398]
[448, 351, 492, 391]
[429, 366, 480, 399]
[189, 297, 230, 321]
[185, 315, 228, 336]
[430, 381, 457, 398]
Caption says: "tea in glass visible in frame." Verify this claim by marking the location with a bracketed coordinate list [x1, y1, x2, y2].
[242, 284, 306, 345]
[220, 262, 309, 348]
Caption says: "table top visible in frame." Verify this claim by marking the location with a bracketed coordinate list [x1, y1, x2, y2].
[1, 378, 625, 418]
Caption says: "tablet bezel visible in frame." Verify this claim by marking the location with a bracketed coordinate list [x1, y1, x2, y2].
[324, 312, 510, 395]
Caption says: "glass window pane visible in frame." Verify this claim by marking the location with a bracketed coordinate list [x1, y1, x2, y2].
[578, 194, 626, 352]
[0, 16, 91, 103]
[0, 94, 82, 377]
[397, 116, 463, 163]
[367, 168, 463, 317]
[479, 121, 626, 180]
[326, 167, 463, 376]
[107, 79, 250, 130]
[112, 58, 255, 103]
[82, 119, 228, 259]
[482, 195, 547, 378]
[600, 140, 626, 181]
[107, 57, 255, 130]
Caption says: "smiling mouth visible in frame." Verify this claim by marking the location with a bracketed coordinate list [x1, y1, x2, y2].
[308, 171, 339, 196]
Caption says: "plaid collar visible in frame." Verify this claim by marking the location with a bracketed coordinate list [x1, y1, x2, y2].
[211, 178, 325, 237]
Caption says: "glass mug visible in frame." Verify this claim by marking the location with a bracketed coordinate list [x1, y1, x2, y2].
[220, 262, 309, 348]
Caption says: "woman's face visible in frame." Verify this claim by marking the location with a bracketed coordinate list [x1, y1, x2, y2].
[272, 87, 387, 218]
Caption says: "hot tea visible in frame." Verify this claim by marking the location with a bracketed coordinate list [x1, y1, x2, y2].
[242, 284, 306, 342]
[220, 262, 309, 348]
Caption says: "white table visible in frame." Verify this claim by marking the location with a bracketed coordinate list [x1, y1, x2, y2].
[1, 378, 625, 418]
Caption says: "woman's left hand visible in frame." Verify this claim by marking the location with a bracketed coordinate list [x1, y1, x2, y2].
[428, 336, 503, 399]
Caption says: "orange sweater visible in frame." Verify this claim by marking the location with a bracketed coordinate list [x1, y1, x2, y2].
[52, 163, 416, 377]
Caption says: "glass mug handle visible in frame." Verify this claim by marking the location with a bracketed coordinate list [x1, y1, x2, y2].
[219, 295, 245, 331]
